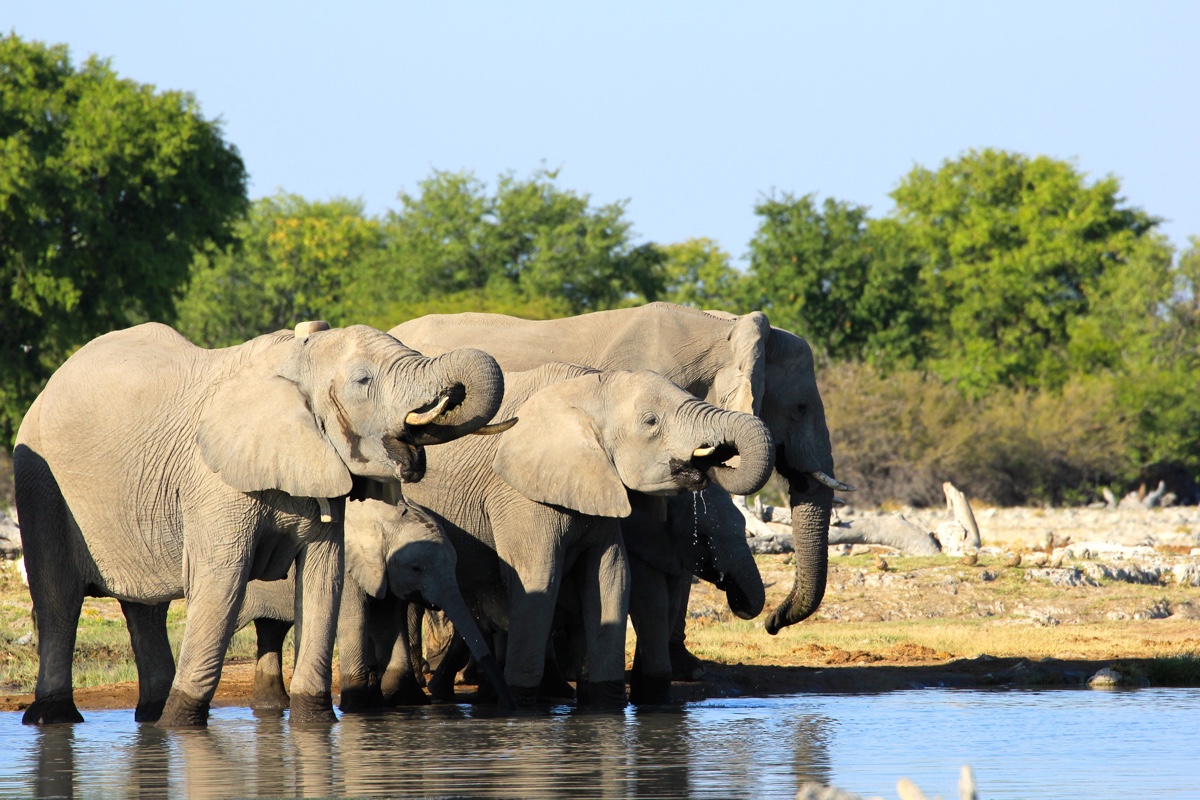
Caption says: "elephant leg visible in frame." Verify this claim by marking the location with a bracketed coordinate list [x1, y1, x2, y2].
[578, 532, 630, 709]
[120, 600, 176, 722]
[379, 601, 429, 706]
[250, 618, 293, 710]
[428, 632, 470, 702]
[406, 604, 429, 685]
[539, 633, 576, 700]
[628, 557, 672, 705]
[288, 535, 342, 724]
[159, 545, 252, 728]
[502, 564, 563, 705]
[668, 577, 706, 681]
[16, 451, 85, 725]
[336, 578, 380, 713]
[422, 608, 455, 676]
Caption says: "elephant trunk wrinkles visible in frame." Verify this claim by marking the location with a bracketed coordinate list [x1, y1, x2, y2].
[765, 476, 833, 635]
[695, 407, 774, 497]
[401, 348, 504, 446]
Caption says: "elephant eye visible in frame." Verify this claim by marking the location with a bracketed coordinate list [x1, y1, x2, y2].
[354, 373, 372, 386]
[642, 413, 659, 427]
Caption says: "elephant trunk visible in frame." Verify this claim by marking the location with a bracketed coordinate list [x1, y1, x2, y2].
[402, 348, 505, 446]
[764, 475, 834, 635]
[425, 584, 517, 712]
[690, 406, 775, 497]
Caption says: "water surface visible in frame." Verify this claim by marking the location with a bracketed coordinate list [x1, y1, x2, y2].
[1, 688, 1195, 798]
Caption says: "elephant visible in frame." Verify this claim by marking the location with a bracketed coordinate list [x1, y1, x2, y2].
[400, 362, 775, 707]
[13, 321, 504, 726]
[390, 302, 853, 654]
[236, 497, 515, 711]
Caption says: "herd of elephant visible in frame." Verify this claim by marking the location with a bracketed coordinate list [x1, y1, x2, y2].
[13, 302, 853, 728]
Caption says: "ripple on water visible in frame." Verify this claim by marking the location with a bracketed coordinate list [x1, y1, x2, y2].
[0, 689, 1197, 798]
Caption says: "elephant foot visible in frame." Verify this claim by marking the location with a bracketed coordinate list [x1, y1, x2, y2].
[251, 669, 290, 710]
[157, 690, 209, 728]
[427, 669, 457, 703]
[380, 670, 429, 706]
[538, 667, 576, 700]
[22, 695, 84, 725]
[338, 685, 380, 713]
[289, 692, 337, 724]
[134, 697, 168, 723]
[578, 680, 627, 711]
[508, 683, 540, 707]
[669, 641, 707, 682]
[629, 672, 673, 706]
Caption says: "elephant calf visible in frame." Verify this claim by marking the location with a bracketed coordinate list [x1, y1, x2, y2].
[403, 362, 776, 708]
[238, 497, 515, 712]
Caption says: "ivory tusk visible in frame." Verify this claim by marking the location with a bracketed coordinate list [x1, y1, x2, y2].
[810, 470, 857, 492]
[405, 395, 452, 426]
[316, 497, 333, 523]
[470, 417, 519, 436]
[692, 444, 718, 458]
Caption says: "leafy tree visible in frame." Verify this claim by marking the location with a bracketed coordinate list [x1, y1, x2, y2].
[658, 238, 752, 313]
[0, 34, 247, 439]
[746, 193, 925, 366]
[177, 194, 383, 347]
[891, 148, 1168, 393]
[354, 168, 664, 324]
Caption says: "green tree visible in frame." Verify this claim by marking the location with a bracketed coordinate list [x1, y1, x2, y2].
[659, 238, 752, 312]
[354, 168, 664, 324]
[892, 148, 1168, 393]
[177, 194, 383, 347]
[746, 193, 925, 365]
[0, 34, 247, 438]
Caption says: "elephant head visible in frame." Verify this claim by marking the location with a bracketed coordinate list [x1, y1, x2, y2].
[757, 328, 854, 634]
[493, 368, 775, 518]
[342, 497, 515, 707]
[196, 324, 505, 499]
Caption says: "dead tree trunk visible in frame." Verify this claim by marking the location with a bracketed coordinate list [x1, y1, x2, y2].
[943, 482, 982, 551]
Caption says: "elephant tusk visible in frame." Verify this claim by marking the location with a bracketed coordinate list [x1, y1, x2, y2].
[470, 417, 519, 436]
[810, 470, 856, 492]
[406, 395, 452, 426]
[692, 444, 718, 458]
[316, 497, 333, 523]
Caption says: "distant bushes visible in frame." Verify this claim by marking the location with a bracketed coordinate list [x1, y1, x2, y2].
[822, 363, 1134, 507]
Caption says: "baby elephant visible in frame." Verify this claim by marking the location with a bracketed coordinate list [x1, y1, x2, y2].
[238, 497, 514, 711]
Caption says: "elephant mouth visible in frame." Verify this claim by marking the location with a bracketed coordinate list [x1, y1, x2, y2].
[671, 443, 739, 491]
[382, 435, 426, 483]
[669, 458, 711, 492]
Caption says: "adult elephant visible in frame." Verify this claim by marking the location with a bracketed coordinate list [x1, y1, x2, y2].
[237, 497, 516, 712]
[14, 321, 504, 727]
[402, 363, 774, 706]
[391, 302, 853, 638]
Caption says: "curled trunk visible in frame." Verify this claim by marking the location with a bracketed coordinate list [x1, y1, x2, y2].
[698, 408, 775, 497]
[404, 348, 505, 446]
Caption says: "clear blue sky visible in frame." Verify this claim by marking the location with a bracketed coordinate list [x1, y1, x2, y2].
[5, 1, 1198, 260]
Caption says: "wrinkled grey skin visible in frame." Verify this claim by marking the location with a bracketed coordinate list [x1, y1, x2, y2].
[238, 497, 514, 712]
[401, 363, 775, 707]
[392, 303, 847, 641]
[14, 323, 503, 727]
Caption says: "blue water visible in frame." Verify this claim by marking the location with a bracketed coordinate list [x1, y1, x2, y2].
[0, 688, 1196, 799]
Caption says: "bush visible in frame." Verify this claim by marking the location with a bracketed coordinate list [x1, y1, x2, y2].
[823, 363, 1133, 507]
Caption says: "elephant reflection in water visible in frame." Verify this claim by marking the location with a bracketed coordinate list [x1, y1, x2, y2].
[336, 711, 636, 799]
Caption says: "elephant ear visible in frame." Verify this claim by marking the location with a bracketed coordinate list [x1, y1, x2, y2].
[343, 499, 388, 599]
[198, 372, 352, 499]
[493, 376, 631, 518]
[710, 310, 769, 415]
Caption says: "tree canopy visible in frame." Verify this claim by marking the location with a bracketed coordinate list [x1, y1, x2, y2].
[0, 34, 247, 438]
